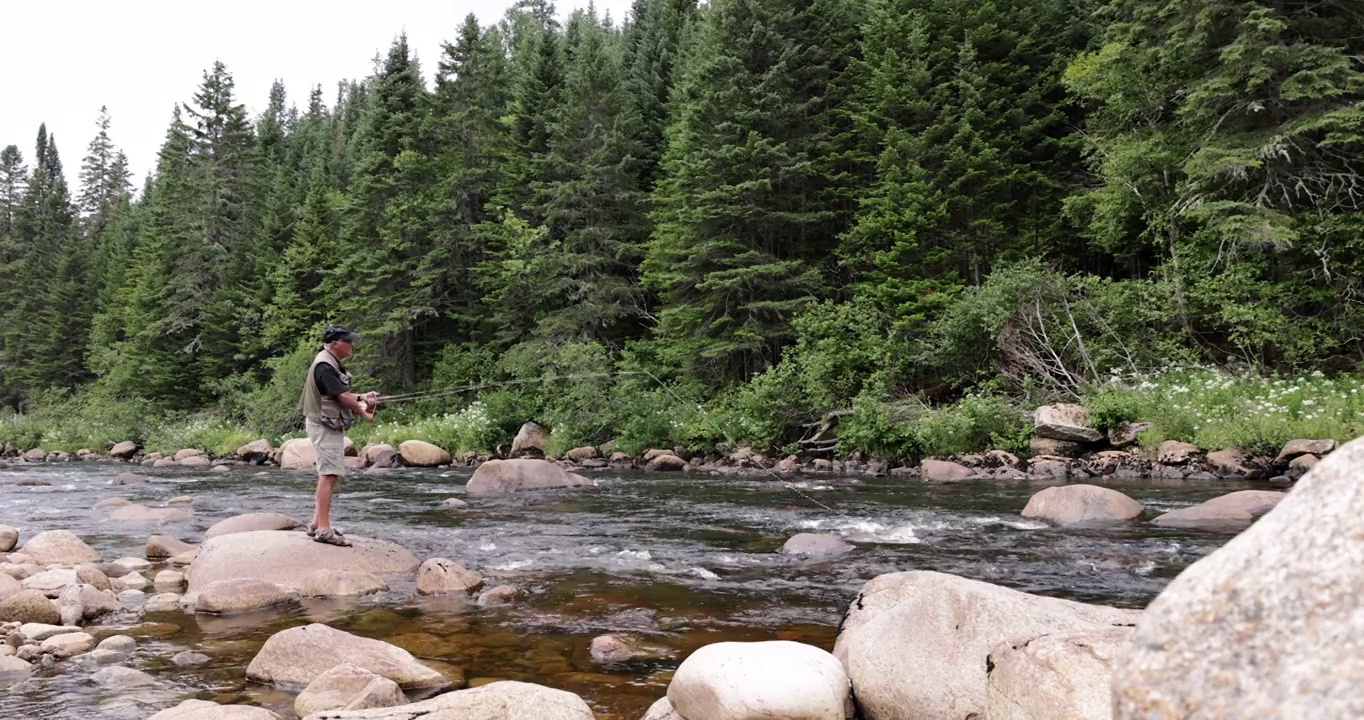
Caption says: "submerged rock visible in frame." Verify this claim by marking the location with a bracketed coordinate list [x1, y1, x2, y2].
[589, 633, 672, 664]
[834, 571, 1138, 720]
[1152, 490, 1284, 531]
[779, 533, 854, 559]
[1113, 435, 1364, 719]
[188, 531, 418, 594]
[247, 623, 449, 692]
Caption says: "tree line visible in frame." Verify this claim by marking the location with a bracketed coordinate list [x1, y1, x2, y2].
[1, 0, 1360, 449]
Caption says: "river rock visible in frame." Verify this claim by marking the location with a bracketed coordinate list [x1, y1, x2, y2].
[149, 699, 284, 720]
[1206, 447, 1258, 478]
[1113, 435, 1364, 719]
[97, 634, 136, 654]
[564, 446, 600, 461]
[146, 535, 197, 560]
[110, 441, 138, 459]
[173, 650, 212, 667]
[985, 626, 1133, 720]
[111, 472, 148, 485]
[465, 459, 593, 496]
[93, 664, 157, 689]
[646, 453, 687, 472]
[0, 589, 50, 624]
[173, 448, 207, 462]
[188, 530, 419, 593]
[180, 455, 213, 467]
[439, 498, 468, 509]
[780, 533, 854, 559]
[108, 504, 194, 523]
[22, 448, 46, 462]
[295, 663, 408, 716]
[118, 572, 150, 591]
[509, 422, 550, 458]
[236, 439, 274, 463]
[1156, 440, 1201, 465]
[1287, 453, 1318, 480]
[75, 565, 112, 591]
[57, 584, 119, 624]
[196, 578, 296, 615]
[1021, 485, 1143, 527]
[416, 558, 483, 596]
[298, 680, 593, 720]
[144, 592, 181, 612]
[117, 589, 145, 609]
[668, 640, 850, 720]
[921, 459, 974, 482]
[1033, 405, 1102, 443]
[19, 623, 81, 642]
[0, 574, 21, 602]
[206, 512, 303, 538]
[359, 443, 393, 464]
[477, 585, 520, 606]
[114, 557, 152, 572]
[281, 438, 317, 470]
[642, 697, 684, 720]
[0, 655, 31, 676]
[153, 458, 179, 467]
[1274, 438, 1337, 465]
[21, 530, 100, 565]
[1152, 490, 1285, 531]
[0, 526, 16, 553]
[1029, 436, 1084, 458]
[1107, 421, 1151, 449]
[590, 633, 672, 664]
[40, 631, 94, 658]
[167, 495, 195, 506]
[23, 568, 77, 596]
[247, 623, 449, 692]
[154, 570, 186, 591]
[395, 440, 451, 468]
[297, 570, 389, 598]
[834, 570, 1139, 720]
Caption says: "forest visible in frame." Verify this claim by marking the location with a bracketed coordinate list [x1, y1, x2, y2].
[1, 0, 1362, 459]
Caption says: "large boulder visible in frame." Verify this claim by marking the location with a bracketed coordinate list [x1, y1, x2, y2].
[416, 558, 483, 596]
[0, 525, 17, 552]
[667, 640, 851, 720]
[0, 573, 21, 602]
[147, 535, 197, 560]
[1206, 447, 1259, 478]
[109, 441, 139, 459]
[642, 697, 684, 720]
[247, 623, 450, 692]
[1113, 435, 1364, 719]
[1020, 485, 1143, 527]
[297, 570, 389, 598]
[188, 531, 419, 594]
[295, 664, 407, 716]
[206, 512, 303, 538]
[21, 530, 100, 565]
[23, 448, 47, 462]
[1028, 436, 1084, 458]
[985, 626, 1133, 720]
[360, 444, 395, 465]
[509, 422, 549, 458]
[1274, 438, 1337, 465]
[834, 571, 1139, 720]
[1151, 490, 1285, 532]
[780, 533, 854, 559]
[196, 578, 297, 615]
[281, 438, 317, 470]
[921, 459, 974, 482]
[297, 680, 594, 720]
[149, 700, 283, 720]
[646, 453, 687, 472]
[1033, 405, 1103, 443]
[0, 589, 59, 624]
[397, 440, 452, 468]
[464, 459, 593, 496]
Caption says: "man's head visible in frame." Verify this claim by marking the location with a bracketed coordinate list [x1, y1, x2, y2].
[322, 324, 359, 360]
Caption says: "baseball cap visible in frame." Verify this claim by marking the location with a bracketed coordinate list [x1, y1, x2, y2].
[322, 324, 360, 344]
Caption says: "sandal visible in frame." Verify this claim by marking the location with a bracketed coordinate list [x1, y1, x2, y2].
[313, 529, 352, 547]
[306, 523, 344, 538]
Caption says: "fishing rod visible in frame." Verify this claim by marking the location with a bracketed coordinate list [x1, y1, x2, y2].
[373, 372, 645, 405]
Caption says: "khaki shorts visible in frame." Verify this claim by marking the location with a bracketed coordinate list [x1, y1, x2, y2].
[305, 418, 348, 477]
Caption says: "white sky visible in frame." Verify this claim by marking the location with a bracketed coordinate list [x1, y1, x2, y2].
[0, 0, 634, 191]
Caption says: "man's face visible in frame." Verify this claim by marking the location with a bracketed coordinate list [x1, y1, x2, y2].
[329, 338, 354, 360]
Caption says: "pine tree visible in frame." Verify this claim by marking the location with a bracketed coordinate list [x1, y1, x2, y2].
[77, 106, 132, 246]
[623, 0, 699, 190]
[643, 0, 860, 384]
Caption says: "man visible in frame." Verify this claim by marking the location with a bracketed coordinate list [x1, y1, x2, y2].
[299, 324, 379, 547]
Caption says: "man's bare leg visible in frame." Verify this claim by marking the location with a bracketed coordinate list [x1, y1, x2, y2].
[314, 474, 339, 531]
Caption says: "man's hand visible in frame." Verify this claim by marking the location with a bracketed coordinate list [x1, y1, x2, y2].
[364, 391, 380, 405]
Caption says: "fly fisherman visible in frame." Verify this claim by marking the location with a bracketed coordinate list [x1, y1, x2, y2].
[299, 324, 379, 547]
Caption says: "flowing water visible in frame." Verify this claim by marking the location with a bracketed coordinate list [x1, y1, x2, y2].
[0, 461, 1251, 718]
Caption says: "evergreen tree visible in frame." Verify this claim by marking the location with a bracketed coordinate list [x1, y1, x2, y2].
[624, 0, 699, 190]
[643, 0, 860, 384]
[77, 106, 132, 243]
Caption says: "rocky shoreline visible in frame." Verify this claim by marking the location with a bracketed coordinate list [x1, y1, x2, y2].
[0, 428, 1359, 717]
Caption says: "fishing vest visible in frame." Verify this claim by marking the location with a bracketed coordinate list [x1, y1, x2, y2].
[299, 349, 354, 431]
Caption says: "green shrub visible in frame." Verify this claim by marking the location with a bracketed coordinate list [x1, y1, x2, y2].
[358, 401, 499, 454]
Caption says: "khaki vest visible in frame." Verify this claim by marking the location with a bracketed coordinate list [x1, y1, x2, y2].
[300, 349, 354, 430]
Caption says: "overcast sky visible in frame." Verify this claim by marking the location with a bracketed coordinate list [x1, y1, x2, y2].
[0, 0, 635, 192]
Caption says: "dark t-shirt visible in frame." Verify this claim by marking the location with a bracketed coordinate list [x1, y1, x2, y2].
[314, 362, 350, 399]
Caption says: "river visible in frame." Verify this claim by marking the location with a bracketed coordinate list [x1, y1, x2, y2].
[0, 461, 1246, 718]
